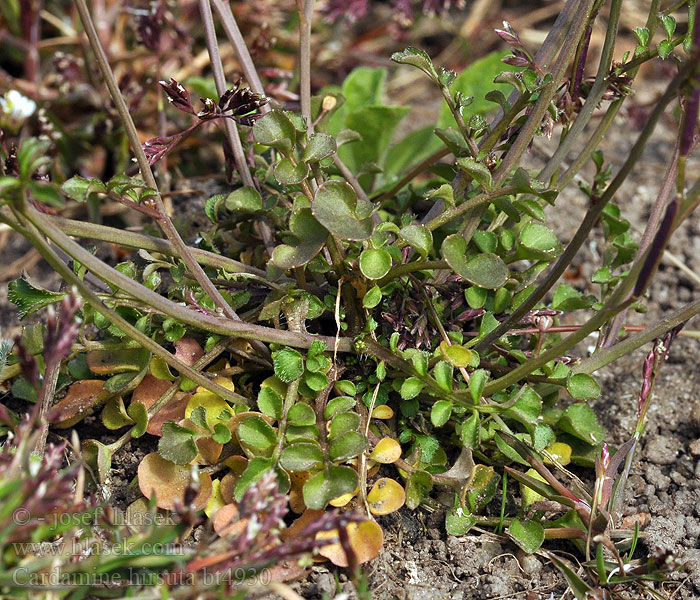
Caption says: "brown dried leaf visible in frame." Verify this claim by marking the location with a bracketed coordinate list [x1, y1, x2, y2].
[173, 337, 204, 366]
[51, 380, 107, 428]
[317, 521, 383, 567]
[137, 452, 212, 511]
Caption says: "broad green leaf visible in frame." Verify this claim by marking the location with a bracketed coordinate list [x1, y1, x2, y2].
[446, 498, 476, 535]
[128, 401, 149, 438]
[325, 396, 356, 419]
[468, 369, 489, 402]
[237, 416, 277, 453]
[304, 371, 329, 392]
[557, 404, 605, 445]
[460, 413, 479, 448]
[8, 277, 66, 319]
[273, 348, 304, 383]
[363, 285, 383, 309]
[328, 431, 367, 461]
[566, 373, 601, 400]
[288, 402, 316, 426]
[552, 283, 595, 311]
[61, 176, 106, 202]
[225, 186, 263, 213]
[279, 441, 323, 472]
[312, 181, 373, 241]
[466, 464, 499, 512]
[456, 157, 492, 190]
[253, 110, 296, 154]
[101, 396, 134, 430]
[391, 47, 439, 82]
[400, 377, 424, 400]
[274, 158, 309, 185]
[359, 248, 392, 279]
[329, 412, 362, 440]
[258, 387, 283, 420]
[518, 223, 562, 261]
[439, 341, 472, 368]
[472, 231, 497, 254]
[235, 457, 274, 501]
[302, 133, 336, 162]
[508, 519, 545, 554]
[303, 465, 358, 510]
[430, 400, 452, 427]
[441, 235, 508, 289]
[272, 207, 328, 269]
[399, 225, 433, 257]
[433, 361, 453, 392]
[504, 385, 542, 429]
[158, 422, 199, 465]
[405, 469, 433, 509]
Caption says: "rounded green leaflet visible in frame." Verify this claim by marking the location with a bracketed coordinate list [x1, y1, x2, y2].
[272, 208, 328, 269]
[257, 387, 283, 420]
[430, 400, 452, 427]
[359, 248, 392, 280]
[328, 431, 367, 461]
[441, 234, 508, 289]
[303, 465, 358, 510]
[279, 441, 324, 472]
[302, 133, 337, 162]
[252, 110, 295, 155]
[507, 518, 545, 554]
[274, 158, 309, 185]
[329, 412, 361, 440]
[363, 285, 383, 309]
[288, 402, 316, 426]
[399, 225, 433, 257]
[273, 348, 304, 382]
[225, 186, 263, 213]
[566, 373, 601, 400]
[518, 223, 562, 260]
[237, 416, 277, 452]
[312, 181, 374, 241]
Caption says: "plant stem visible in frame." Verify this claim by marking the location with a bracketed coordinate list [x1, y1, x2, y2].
[209, 0, 268, 108]
[33, 214, 271, 278]
[372, 148, 451, 204]
[10, 206, 248, 405]
[21, 206, 355, 352]
[296, 0, 315, 130]
[198, 0, 253, 188]
[473, 66, 687, 353]
[377, 260, 449, 286]
[73, 0, 243, 325]
[573, 295, 700, 375]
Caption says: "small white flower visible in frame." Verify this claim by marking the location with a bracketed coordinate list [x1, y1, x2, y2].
[0, 90, 36, 131]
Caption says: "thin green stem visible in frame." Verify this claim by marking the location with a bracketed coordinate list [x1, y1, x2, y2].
[376, 260, 449, 287]
[31, 214, 271, 278]
[539, 0, 624, 184]
[21, 206, 355, 352]
[372, 148, 451, 204]
[573, 295, 700, 375]
[426, 186, 518, 232]
[297, 0, 315, 130]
